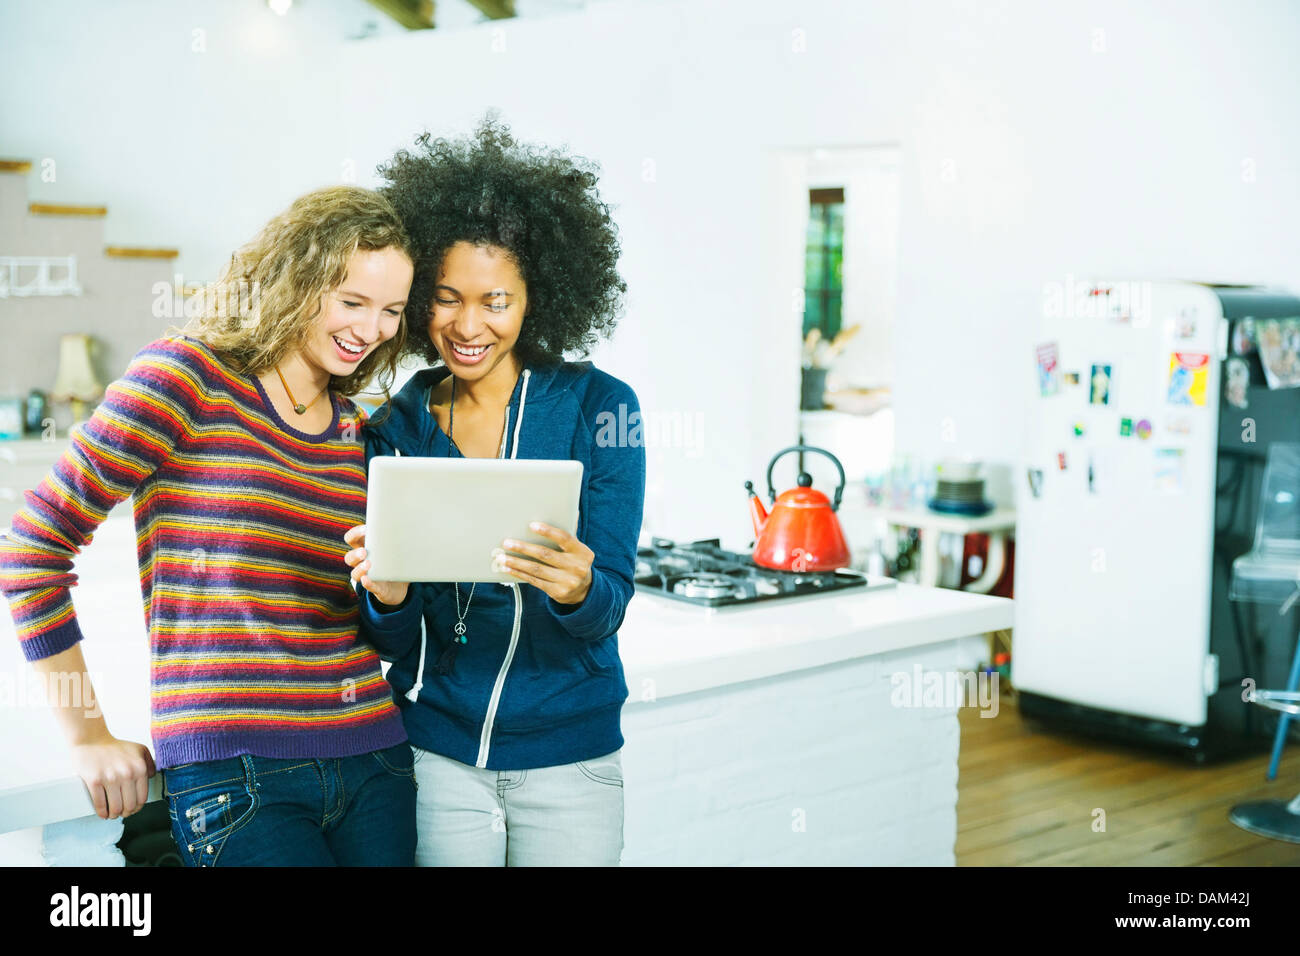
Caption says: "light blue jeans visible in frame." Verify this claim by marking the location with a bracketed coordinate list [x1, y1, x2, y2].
[411, 746, 623, 866]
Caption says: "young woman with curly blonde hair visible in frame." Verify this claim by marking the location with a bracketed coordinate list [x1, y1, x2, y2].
[0, 185, 418, 866]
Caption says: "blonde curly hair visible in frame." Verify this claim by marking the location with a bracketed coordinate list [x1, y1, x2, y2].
[180, 185, 413, 399]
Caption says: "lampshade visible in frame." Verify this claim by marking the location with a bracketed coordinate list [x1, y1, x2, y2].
[51, 333, 104, 402]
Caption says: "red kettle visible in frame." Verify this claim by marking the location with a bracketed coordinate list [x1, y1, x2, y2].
[745, 445, 851, 572]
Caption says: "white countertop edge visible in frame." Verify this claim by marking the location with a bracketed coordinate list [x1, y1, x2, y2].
[0, 776, 165, 836]
[623, 598, 1013, 703]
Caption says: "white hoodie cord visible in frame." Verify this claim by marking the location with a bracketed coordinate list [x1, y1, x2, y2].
[405, 617, 427, 702]
[478, 369, 530, 765]
[510, 369, 531, 459]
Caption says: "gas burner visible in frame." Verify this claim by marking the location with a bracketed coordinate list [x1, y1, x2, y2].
[635, 537, 896, 608]
[673, 574, 740, 600]
[657, 554, 698, 573]
[789, 570, 837, 587]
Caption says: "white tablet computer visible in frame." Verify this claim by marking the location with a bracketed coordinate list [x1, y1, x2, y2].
[365, 456, 583, 584]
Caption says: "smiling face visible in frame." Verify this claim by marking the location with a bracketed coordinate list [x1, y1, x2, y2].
[302, 245, 413, 378]
[428, 241, 527, 384]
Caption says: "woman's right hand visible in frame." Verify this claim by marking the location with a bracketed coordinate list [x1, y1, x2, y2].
[69, 731, 156, 819]
[344, 524, 410, 609]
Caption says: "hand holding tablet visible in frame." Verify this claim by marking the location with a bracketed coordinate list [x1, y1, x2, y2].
[493, 521, 595, 605]
[343, 524, 409, 608]
[347, 457, 585, 594]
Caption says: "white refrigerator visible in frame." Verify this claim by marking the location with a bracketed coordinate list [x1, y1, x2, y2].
[1014, 279, 1226, 732]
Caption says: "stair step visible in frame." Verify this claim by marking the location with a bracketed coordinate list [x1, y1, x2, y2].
[104, 246, 179, 260]
[0, 159, 33, 173]
[29, 202, 108, 217]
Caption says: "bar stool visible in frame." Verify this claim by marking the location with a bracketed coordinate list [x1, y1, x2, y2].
[1226, 442, 1300, 842]
[1229, 690, 1300, 841]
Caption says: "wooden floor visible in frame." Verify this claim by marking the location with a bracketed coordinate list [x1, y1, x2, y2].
[956, 694, 1300, 865]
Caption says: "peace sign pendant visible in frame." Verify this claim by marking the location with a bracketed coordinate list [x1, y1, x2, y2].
[454, 621, 467, 644]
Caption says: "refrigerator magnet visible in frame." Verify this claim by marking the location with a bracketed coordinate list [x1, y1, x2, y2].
[1256, 318, 1300, 389]
[1165, 414, 1192, 436]
[1036, 342, 1061, 397]
[1089, 364, 1112, 405]
[1135, 418, 1153, 440]
[1057, 451, 1067, 471]
[1108, 295, 1130, 324]
[1232, 318, 1256, 355]
[1073, 421, 1086, 437]
[1154, 448, 1186, 495]
[1064, 371, 1080, 386]
[1225, 356, 1250, 409]
[1087, 454, 1098, 494]
[1119, 417, 1133, 437]
[1166, 351, 1210, 406]
[1027, 468, 1044, 498]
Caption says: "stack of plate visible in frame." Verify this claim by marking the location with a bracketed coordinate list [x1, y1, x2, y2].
[928, 461, 993, 516]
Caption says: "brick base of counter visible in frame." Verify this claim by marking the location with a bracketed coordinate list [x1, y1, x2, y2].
[621, 636, 987, 865]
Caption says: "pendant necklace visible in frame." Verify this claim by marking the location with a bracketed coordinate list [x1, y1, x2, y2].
[275, 366, 325, 415]
[447, 375, 510, 646]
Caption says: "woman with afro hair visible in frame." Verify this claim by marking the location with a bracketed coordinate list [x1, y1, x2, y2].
[344, 116, 645, 866]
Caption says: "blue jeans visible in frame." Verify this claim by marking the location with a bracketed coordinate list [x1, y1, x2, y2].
[162, 743, 417, 866]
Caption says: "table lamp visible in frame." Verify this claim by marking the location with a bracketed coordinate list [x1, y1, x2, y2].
[51, 333, 104, 423]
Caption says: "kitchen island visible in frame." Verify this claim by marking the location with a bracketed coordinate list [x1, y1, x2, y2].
[0, 514, 1013, 865]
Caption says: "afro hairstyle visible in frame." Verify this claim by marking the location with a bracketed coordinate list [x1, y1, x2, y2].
[377, 114, 626, 368]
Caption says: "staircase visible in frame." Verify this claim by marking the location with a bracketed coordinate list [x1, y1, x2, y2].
[0, 159, 184, 417]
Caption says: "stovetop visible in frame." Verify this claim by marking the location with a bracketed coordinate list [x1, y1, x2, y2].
[634, 538, 897, 608]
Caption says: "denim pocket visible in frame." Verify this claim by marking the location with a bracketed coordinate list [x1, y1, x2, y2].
[370, 742, 416, 778]
[575, 749, 623, 788]
[164, 760, 259, 867]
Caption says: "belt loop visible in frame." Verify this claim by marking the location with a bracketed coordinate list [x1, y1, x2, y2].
[242, 754, 260, 791]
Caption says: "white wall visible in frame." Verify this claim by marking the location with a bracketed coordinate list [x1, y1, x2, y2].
[4, 0, 1299, 545]
[334, 0, 1300, 542]
[0, 0, 400, 278]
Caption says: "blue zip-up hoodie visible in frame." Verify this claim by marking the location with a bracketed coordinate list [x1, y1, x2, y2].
[356, 360, 646, 770]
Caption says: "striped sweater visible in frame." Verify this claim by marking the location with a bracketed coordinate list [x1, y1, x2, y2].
[0, 335, 406, 768]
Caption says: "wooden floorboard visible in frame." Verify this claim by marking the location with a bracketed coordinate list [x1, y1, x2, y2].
[956, 695, 1300, 866]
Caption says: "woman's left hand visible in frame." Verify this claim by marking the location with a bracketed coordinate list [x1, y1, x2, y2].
[497, 522, 594, 605]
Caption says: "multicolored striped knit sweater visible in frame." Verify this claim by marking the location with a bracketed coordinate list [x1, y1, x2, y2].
[0, 335, 406, 768]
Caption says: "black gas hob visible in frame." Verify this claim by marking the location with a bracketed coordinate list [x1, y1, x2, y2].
[633, 538, 896, 608]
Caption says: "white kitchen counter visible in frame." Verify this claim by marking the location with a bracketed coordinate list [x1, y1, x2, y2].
[0, 514, 1013, 865]
[618, 580, 1011, 865]
[618, 580, 1011, 700]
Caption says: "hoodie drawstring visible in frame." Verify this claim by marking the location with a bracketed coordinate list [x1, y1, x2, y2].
[405, 615, 427, 701]
[510, 369, 531, 458]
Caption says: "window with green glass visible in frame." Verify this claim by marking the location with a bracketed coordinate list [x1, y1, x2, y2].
[804, 187, 844, 341]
